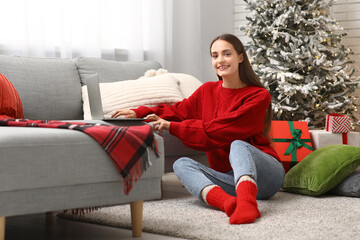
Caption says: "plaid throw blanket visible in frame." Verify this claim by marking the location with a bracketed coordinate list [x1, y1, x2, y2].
[0, 119, 159, 195]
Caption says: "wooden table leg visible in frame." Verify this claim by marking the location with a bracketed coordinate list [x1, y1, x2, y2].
[0, 217, 5, 240]
[130, 201, 143, 237]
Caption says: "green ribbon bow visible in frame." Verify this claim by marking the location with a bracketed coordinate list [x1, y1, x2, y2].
[272, 121, 314, 168]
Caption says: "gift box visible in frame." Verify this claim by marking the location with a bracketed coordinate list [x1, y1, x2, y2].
[325, 113, 351, 133]
[271, 121, 314, 173]
[310, 130, 359, 149]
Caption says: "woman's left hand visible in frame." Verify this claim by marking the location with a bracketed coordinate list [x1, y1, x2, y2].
[145, 114, 170, 132]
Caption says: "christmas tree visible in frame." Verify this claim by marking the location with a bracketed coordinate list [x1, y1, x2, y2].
[240, 0, 359, 128]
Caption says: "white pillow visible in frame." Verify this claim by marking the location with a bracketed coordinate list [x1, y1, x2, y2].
[169, 73, 202, 98]
[142, 70, 203, 98]
[82, 74, 184, 120]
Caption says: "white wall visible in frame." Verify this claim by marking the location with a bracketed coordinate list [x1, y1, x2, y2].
[170, 0, 234, 82]
[200, 0, 234, 82]
[171, 0, 202, 80]
[332, 0, 360, 77]
[233, 0, 360, 77]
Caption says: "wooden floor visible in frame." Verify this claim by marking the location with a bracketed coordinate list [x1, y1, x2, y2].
[4, 173, 191, 240]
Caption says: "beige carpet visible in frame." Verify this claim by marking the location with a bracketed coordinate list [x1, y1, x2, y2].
[58, 191, 360, 240]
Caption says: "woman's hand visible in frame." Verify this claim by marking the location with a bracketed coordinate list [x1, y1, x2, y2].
[111, 109, 136, 118]
[145, 114, 170, 132]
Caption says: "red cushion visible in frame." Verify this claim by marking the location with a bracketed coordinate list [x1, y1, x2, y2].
[0, 73, 24, 119]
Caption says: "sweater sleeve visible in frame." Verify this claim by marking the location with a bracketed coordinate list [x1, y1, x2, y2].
[169, 89, 270, 152]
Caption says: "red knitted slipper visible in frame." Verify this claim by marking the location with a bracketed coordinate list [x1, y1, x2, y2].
[229, 180, 261, 224]
[205, 186, 237, 217]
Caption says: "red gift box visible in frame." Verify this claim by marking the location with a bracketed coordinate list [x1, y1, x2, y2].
[271, 121, 314, 173]
[325, 113, 351, 133]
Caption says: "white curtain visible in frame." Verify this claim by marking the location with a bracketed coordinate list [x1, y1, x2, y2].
[0, 0, 172, 67]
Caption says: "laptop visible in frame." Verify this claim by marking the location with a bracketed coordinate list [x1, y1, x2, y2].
[86, 74, 144, 122]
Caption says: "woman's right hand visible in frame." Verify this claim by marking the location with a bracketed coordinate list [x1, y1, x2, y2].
[111, 109, 136, 118]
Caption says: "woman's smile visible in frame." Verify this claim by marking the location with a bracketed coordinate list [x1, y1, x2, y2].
[218, 65, 229, 70]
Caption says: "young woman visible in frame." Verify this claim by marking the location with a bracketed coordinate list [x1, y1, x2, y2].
[112, 34, 285, 224]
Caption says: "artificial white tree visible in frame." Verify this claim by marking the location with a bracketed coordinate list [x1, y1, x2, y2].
[241, 0, 359, 128]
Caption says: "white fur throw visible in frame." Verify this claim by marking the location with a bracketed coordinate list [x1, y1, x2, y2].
[82, 74, 184, 120]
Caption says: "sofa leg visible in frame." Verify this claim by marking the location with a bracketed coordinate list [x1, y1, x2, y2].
[130, 200, 143, 237]
[0, 216, 5, 240]
[46, 211, 54, 216]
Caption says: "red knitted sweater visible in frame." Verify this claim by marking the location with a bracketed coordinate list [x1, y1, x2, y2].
[133, 80, 280, 173]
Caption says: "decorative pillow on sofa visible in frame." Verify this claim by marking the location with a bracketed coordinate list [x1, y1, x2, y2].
[0, 73, 24, 119]
[170, 73, 202, 98]
[282, 144, 360, 196]
[82, 74, 184, 119]
[330, 169, 360, 197]
[142, 69, 203, 98]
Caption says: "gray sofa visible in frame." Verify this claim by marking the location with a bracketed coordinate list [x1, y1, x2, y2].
[0, 55, 205, 238]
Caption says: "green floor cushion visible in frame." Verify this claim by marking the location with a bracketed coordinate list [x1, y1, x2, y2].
[283, 145, 360, 196]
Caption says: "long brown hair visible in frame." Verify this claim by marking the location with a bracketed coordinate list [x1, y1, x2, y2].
[210, 34, 273, 140]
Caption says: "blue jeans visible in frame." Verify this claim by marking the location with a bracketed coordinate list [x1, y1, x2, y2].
[173, 140, 285, 200]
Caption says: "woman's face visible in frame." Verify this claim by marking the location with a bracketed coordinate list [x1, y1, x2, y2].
[210, 39, 243, 80]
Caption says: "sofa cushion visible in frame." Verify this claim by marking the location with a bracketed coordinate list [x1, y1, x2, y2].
[0, 122, 164, 193]
[0, 55, 83, 120]
[82, 73, 184, 119]
[0, 73, 24, 119]
[74, 57, 162, 85]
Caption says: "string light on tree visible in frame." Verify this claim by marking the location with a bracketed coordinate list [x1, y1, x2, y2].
[240, 0, 359, 128]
